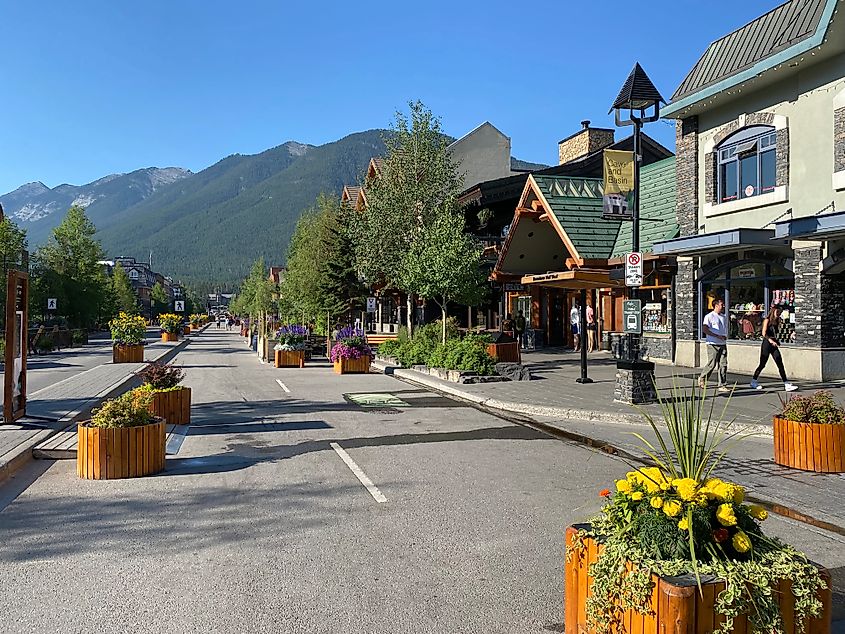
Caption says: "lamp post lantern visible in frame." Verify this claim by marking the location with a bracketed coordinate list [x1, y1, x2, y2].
[609, 63, 665, 403]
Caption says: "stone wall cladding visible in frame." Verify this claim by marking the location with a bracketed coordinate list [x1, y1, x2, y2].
[675, 259, 698, 342]
[558, 129, 614, 165]
[821, 273, 845, 348]
[676, 117, 699, 237]
[793, 246, 823, 348]
[704, 152, 717, 204]
[776, 127, 789, 188]
[835, 107, 845, 174]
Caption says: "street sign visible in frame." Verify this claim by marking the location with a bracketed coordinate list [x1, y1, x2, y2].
[623, 299, 642, 334]
[625, 251, 643, 287]
[366, 297, 377, 313]
[47, 298, 57, 310]
[174, 300, 185, 312]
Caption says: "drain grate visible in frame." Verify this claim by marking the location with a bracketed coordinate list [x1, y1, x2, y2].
[344, 393, 410, 408]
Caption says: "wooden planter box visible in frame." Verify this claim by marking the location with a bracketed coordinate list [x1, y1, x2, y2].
[275, 349, 305, 368]
[333, 356, 371, 374]
[487, 341, 520, 363]
[77, 420, 166, 480]
[113, 344, 144, 364]
[774, 416, 845, 473]
[149, 387, 191, 425]
[183, 325, 192, 335]
[565, 525, 832, 634]
[161, 332, 178, 343]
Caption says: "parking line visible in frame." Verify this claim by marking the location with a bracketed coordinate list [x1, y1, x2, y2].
[275, 379, 290, 393]
[330, 442, 387, 503]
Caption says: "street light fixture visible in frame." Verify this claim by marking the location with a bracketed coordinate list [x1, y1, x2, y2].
[609, 63, 665, 402]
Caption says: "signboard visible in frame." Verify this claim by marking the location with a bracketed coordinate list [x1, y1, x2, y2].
[503, 283, 527, 292]
[366, 297, 377, 313]
[5, 270, 28, 423]
[625, 252, 643, 287]
[623, 299, 642, 334]
[602, 150, 634, 218]
[47, 298, 57, 310]
[174, 300, 185, 312]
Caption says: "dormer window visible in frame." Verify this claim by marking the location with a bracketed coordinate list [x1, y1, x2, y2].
[128, 269, 139, 280]
[718, 126, 777, 203]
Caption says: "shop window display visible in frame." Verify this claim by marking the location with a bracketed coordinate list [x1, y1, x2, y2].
[699, 261, 794, 342]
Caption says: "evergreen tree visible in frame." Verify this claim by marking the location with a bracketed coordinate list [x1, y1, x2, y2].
[315, 196, 366, 321]
[150, 282, 169, 317]
[111, 263, 138, 315]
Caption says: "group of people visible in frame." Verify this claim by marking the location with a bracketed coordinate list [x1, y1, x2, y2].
[502, 300, 598, 352]
[698, 297, 797, 393]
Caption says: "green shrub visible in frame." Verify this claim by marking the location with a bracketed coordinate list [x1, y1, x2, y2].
[377, 339, 400, 357]
[90, 389, 155, 428]
[427, 344, 449, 369]
[71, 329, 87, 345]
[37, 335, 56, 352]
[139, 361, 184, 390]
[780, 390, 845, 424]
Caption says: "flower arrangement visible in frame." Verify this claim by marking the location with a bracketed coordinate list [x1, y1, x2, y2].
[189, 313, 204, 327]
[779, 390, 844, 425]
[274, 324, 308, 351]
[330, 326, 372, 361]
[137, 361, 184, 392]
[90, 389, 156, 428]
[109, 312, 147, 346]
[569, 380, 827, 633]
[158, 313, 182, 334]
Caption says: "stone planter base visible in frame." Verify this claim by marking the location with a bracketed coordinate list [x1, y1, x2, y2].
[614, 359, 656, 404]
[149, 387, 191, 425]
[334, 356, 371, 374]
[565, 525, 832, 634]
[113, 344, 144, 364]
[77, 421, 166, 479]
[275, 349, 305, 368]
[774, 416, 845, 473]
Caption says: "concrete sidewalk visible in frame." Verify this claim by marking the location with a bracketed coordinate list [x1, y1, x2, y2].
[373, 348, 845, 531]
[0, 331, 201, 483]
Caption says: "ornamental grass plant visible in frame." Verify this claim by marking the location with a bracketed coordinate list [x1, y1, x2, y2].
[569, 378, 827, 633]
[109, 312, 147, 346]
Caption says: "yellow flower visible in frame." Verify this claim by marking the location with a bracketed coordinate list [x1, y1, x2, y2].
[678, 518, 690, 530]
[663, 500, 682, 517]
[626, 471, 640, 482]
[732, 485, 745, 504]
[660, 482, 671, 491]
[716, 503, 737, 527]
[616, 479, 631, 494]
[732, 530, 752, 553]
[650, 496, 664, 509]
[630, 491, 644, 501]
[635, 467, 666, 493]
[749, 505, 768, 521]
[672, 478, 700, 502]
[702, 478, 745, 504]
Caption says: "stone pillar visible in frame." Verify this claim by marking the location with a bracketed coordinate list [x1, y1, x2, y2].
[377, 298, 384, 333]
[821, 273, 845, 348]
[793, 244, 823, 348]
[614, 360, 657, 404]
[676, 117, 699, 238]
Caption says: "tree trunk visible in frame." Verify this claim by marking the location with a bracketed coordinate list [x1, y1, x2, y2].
[406, 293, 414, 338]
[441, 298, 448, 345]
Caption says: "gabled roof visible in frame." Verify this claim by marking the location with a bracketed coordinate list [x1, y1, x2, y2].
[341, 185, 365, 210]
[611, 157, 678, 257]
[665, 0, 840, 117]
[446, 121, 508, 151]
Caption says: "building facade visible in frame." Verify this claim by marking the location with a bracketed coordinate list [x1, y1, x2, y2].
[655, 0, 845, 380]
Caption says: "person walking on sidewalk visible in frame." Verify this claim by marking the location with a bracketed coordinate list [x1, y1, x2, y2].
[586, 301, 596, 353]
[698, 298, 730, 393]
[750, 304, 798, 392]
[514, 311, 527, 349]
[570, 301, 581, 352]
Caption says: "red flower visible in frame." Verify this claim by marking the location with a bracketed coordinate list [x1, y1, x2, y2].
[712, 528, 730, 543]
[599, 488, 611, 498]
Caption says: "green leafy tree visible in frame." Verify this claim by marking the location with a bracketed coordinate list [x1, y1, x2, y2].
[357, 101, 464, 335]
[0, 216, 28, 328]
[38, 205, 109, 328]
[150, 282, 169, 317]
[402, 211, 487, 343]
[111, 263, 138, 315]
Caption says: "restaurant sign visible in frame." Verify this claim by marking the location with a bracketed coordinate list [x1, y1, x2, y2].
[603, 150, 634, 219]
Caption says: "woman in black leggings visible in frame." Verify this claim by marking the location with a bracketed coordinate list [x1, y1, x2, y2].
[750, 304, 797, 392]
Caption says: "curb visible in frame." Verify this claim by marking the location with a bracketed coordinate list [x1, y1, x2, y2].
[0, 337, 193, 486]
[372, 361, 774, 438]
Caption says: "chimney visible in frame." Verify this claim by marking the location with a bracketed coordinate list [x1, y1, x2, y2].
[558, 120, 615, 165]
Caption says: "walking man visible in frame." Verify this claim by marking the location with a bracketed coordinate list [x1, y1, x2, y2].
[570, 301, 581, 352]
[698, 298, 730, 393]
[514, 311, 527, 349]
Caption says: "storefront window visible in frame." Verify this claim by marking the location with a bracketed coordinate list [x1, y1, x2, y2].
[641, 288, 671, 334]
[699, 260, 794, 342]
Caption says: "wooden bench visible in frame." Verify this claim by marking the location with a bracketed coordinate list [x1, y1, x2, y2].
[366, 333, 399, 346]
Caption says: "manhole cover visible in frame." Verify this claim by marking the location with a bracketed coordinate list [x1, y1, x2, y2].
[345, 393, 410, 408]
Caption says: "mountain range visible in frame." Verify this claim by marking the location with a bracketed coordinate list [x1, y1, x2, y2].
[1, 130, 546, 287]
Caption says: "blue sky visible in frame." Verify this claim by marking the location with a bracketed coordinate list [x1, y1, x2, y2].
[1, 0, 780, 194]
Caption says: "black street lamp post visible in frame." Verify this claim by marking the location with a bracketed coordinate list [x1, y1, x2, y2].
[609, 63, 665, 403]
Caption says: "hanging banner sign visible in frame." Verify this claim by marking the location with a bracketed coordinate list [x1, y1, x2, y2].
[603, 149, 634, 218]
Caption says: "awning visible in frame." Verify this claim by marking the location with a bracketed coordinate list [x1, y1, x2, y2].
[520, 269, 622, 289]
[652, 228, 786, 256]
[774, 210, 845, 241]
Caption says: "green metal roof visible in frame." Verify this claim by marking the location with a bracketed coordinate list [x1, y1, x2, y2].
[611, 157, 678, 257]
[532, 175, 621, 260]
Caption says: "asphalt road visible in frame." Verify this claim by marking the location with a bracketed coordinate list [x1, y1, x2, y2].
[1, 330, 843, 633]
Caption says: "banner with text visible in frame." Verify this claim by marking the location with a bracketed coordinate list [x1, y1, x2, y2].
[602, 149, 634, 218]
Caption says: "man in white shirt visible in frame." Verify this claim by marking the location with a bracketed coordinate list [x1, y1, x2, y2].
[698, 298, 730, 393]
[570, 302, 581, 352]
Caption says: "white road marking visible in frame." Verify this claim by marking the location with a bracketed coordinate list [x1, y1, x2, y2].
[275, 379, 290, 393]
[330, 442, 387, 503]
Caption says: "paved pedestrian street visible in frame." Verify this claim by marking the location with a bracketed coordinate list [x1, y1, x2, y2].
[1, 331, 844, 633]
